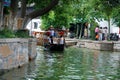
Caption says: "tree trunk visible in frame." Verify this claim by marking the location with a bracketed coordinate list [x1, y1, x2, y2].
[22, 0, 59, 29]
[8, 0, 18, 30]
[108, 16, 110, 40]
[79, 23, 84, 39]
[76, 23, 79, 38]
[0, 0, 3, 29]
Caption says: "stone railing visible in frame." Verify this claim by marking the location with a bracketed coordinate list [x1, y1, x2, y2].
[0, 38, 37, 69]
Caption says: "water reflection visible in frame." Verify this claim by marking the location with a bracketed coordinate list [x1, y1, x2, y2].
[0, 46, 120, 80]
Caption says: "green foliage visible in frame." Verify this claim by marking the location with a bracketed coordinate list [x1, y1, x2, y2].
[41, 0, 75, 29]
[112, 8, 120, 27]
[41, 10, 56, 30]
[3, 6, 10, 15]
[89, 21, 98, 40]
[15, 29, 30, 38]
[27, 0, 120, 30]
[0, 28, 15, 38]
[28, 0, 51, 10]
[89, 0, 120, 36]
[29, 0, 120, 34]
[0, 29, 30, 38]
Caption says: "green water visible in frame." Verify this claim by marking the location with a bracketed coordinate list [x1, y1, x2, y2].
[0, 46, 120, 80]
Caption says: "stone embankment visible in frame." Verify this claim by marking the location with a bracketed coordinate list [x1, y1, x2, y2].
[0, 38, 37, 69]
[65, 38, 78, 47]
[76, 39, 120, 51]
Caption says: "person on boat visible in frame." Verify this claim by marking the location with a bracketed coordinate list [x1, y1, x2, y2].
[57, 35, 65, 51]
[59, 36, 64, 44]
[48, 36, 53, 44]
[49, 25, 55, 37]
[58, 35, 65, 45]
[43, 32, 51, 48]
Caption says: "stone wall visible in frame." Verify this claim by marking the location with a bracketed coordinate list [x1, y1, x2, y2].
[100, 41, 113, 51]
[77, 40, 114, 51]
[76, 40, 86, 48]
[113, 41, 120, 52]
[28, 38, 37, 60]
[85, 41, 101, 50]
[0, 38, 37, 69]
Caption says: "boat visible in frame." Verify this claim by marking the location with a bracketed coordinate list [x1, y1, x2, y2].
[49, 44, 64, 51]
[42, 29, 65, 51]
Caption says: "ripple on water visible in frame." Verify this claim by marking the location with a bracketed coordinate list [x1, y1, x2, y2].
[59, 75, 81, 80]
[0, 47, 120, 80]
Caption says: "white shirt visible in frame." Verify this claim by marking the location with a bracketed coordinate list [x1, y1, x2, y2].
[51, 30, 54, 36]
[59, 37, 64, 44]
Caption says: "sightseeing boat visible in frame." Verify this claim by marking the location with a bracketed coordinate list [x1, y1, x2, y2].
[49, 44, 64, 51]
[43, 29, 65, 51]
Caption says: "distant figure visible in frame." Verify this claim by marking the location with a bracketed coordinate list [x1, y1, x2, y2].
[84, 27, 87, 38]
[95, 26, 99, 34]
[95, 34, 99, 40]
[99, 27, 103, 41]
[104, 27, 108, 40]
[95, 26, 99, 40]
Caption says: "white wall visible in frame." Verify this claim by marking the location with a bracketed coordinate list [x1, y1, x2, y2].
[26, 19, 42, 36]
[96, 19, 119, 34]
[26, 19, 42, 31]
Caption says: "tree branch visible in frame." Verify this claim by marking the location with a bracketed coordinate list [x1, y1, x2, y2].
[27, 0, 59, 19]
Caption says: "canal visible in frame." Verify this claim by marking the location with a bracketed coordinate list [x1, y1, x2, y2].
[0, 46, 120, 80]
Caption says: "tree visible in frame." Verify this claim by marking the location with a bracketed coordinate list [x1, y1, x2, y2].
[91, 0, 120, 39]
[113, 9, 120, 27]
[41, 0, 93, 38]
[0, 0, 59, 30]
[41, 0, 75, 30]
[0, 0, 3, 27]
[71, 0, 94, 38]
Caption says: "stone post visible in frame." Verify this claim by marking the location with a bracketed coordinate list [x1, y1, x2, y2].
[28, 38, 37, 61]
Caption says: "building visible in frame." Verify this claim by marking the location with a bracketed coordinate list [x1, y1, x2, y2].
[26, 19, 42, 36]
[96, 19, 120, 37]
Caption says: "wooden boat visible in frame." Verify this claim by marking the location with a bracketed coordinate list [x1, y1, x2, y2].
[48, 44, 64, 51]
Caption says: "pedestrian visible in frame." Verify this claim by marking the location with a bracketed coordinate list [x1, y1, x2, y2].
[84, 27, 87, 38]
[95, 34, 99, 40]
[99, 27, 103, 41]
[95, 26, 99, 40]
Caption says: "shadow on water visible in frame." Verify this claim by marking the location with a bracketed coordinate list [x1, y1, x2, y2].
[0, 46, 120, 80]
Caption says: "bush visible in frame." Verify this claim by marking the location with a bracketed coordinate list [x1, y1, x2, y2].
[0, 29, 30, 38]
[0, 29, 15, 38]
[15, 29, 30, 38]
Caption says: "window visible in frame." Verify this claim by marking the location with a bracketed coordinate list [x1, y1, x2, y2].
[34, 22, 38, 29]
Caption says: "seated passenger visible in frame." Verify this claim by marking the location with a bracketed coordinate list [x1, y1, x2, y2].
[58, 35, 65, 45]
[48, 36, 53, 44]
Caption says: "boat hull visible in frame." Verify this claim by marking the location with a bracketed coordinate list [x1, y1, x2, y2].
[49, 44, 64, 51]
